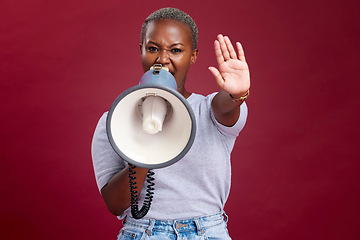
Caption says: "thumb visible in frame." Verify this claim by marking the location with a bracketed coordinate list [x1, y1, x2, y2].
[208, 67, 224, 87]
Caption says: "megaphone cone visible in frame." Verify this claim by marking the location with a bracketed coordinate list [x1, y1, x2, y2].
[106, 65, 196, 169]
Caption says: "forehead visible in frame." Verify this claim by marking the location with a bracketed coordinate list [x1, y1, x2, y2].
[143, 19, 193, 45]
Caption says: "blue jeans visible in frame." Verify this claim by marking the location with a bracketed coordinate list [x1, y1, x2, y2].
[117, 212, 231, 240]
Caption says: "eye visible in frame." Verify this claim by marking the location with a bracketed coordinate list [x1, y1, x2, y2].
[171, 48, 183, 53]
[147, 46, 158, 52]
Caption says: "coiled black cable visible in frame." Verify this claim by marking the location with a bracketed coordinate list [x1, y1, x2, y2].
[128, 164, 155, 219]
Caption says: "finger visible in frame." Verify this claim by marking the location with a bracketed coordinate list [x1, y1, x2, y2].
[224, 36, 237, 59]
[214, 40, 225, 65]
[217, 34, 230, 61]
[208, 66, 224, 87]
[236, 42, 246, 62]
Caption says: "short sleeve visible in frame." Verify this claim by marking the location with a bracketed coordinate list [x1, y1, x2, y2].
[208, 93, 248, 137]
[91, 112, 126, 192]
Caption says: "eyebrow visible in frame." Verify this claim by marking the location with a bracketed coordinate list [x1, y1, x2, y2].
[147, 40, 185, 47]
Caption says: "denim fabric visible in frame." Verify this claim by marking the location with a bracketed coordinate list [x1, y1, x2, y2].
[117, 212, 231, 240]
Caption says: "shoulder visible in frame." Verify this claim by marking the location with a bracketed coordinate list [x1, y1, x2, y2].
[188, 93, 248, 137]
[187, 92, 217, 106]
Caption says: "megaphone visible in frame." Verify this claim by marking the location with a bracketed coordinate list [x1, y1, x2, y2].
[106, 64, 196, 219]
[106, 64, 196, 169]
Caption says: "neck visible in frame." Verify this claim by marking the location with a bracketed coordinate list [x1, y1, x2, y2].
[177, 87, 191, 99]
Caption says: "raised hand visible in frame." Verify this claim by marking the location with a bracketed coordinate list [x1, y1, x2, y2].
[208, 34, 250, 98]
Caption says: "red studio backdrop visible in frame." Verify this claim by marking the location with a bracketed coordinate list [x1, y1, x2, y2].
[1, 0, 359, 239]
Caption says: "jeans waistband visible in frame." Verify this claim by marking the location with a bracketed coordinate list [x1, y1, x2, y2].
[123, 212, 228, 236]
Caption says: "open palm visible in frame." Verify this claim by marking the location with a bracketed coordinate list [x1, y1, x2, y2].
[209, 34, 250, 97]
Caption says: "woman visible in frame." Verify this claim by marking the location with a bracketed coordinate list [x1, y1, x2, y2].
[92, 7, 250, 239]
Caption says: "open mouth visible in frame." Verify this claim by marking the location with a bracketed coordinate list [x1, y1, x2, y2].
[150, 65, 174, 76]
[167, 68, 175, 76]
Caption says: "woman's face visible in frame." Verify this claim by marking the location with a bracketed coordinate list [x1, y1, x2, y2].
[140, 19, 198, 94]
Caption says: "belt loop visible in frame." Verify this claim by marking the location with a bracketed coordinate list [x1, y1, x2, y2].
[222, 211, 229, 223]
[145, 219, 155, 236]
[194, 218, 205, 236]
[122, 216, 127, 225]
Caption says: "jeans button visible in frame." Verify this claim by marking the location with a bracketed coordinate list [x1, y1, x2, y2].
[175, 222, 188, 229]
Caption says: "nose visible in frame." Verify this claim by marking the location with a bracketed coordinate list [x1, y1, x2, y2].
[156, 50, 171, 65]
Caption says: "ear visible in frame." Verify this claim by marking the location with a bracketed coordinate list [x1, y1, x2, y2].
[190, 49, 199, 65]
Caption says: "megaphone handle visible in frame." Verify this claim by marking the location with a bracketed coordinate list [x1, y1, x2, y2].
[128, 164, 155, 219]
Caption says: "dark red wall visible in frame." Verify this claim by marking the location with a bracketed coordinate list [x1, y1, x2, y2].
[1, 0, 359, 239]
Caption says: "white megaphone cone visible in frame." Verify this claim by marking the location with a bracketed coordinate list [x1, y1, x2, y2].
[106, 64, 196, 169]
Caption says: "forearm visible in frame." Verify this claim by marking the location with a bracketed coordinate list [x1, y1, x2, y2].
[211, 90, 244, 127]
[101, 165, 149, 216]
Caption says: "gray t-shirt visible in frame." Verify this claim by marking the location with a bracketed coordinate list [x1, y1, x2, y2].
[91, 92, 248, 220]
